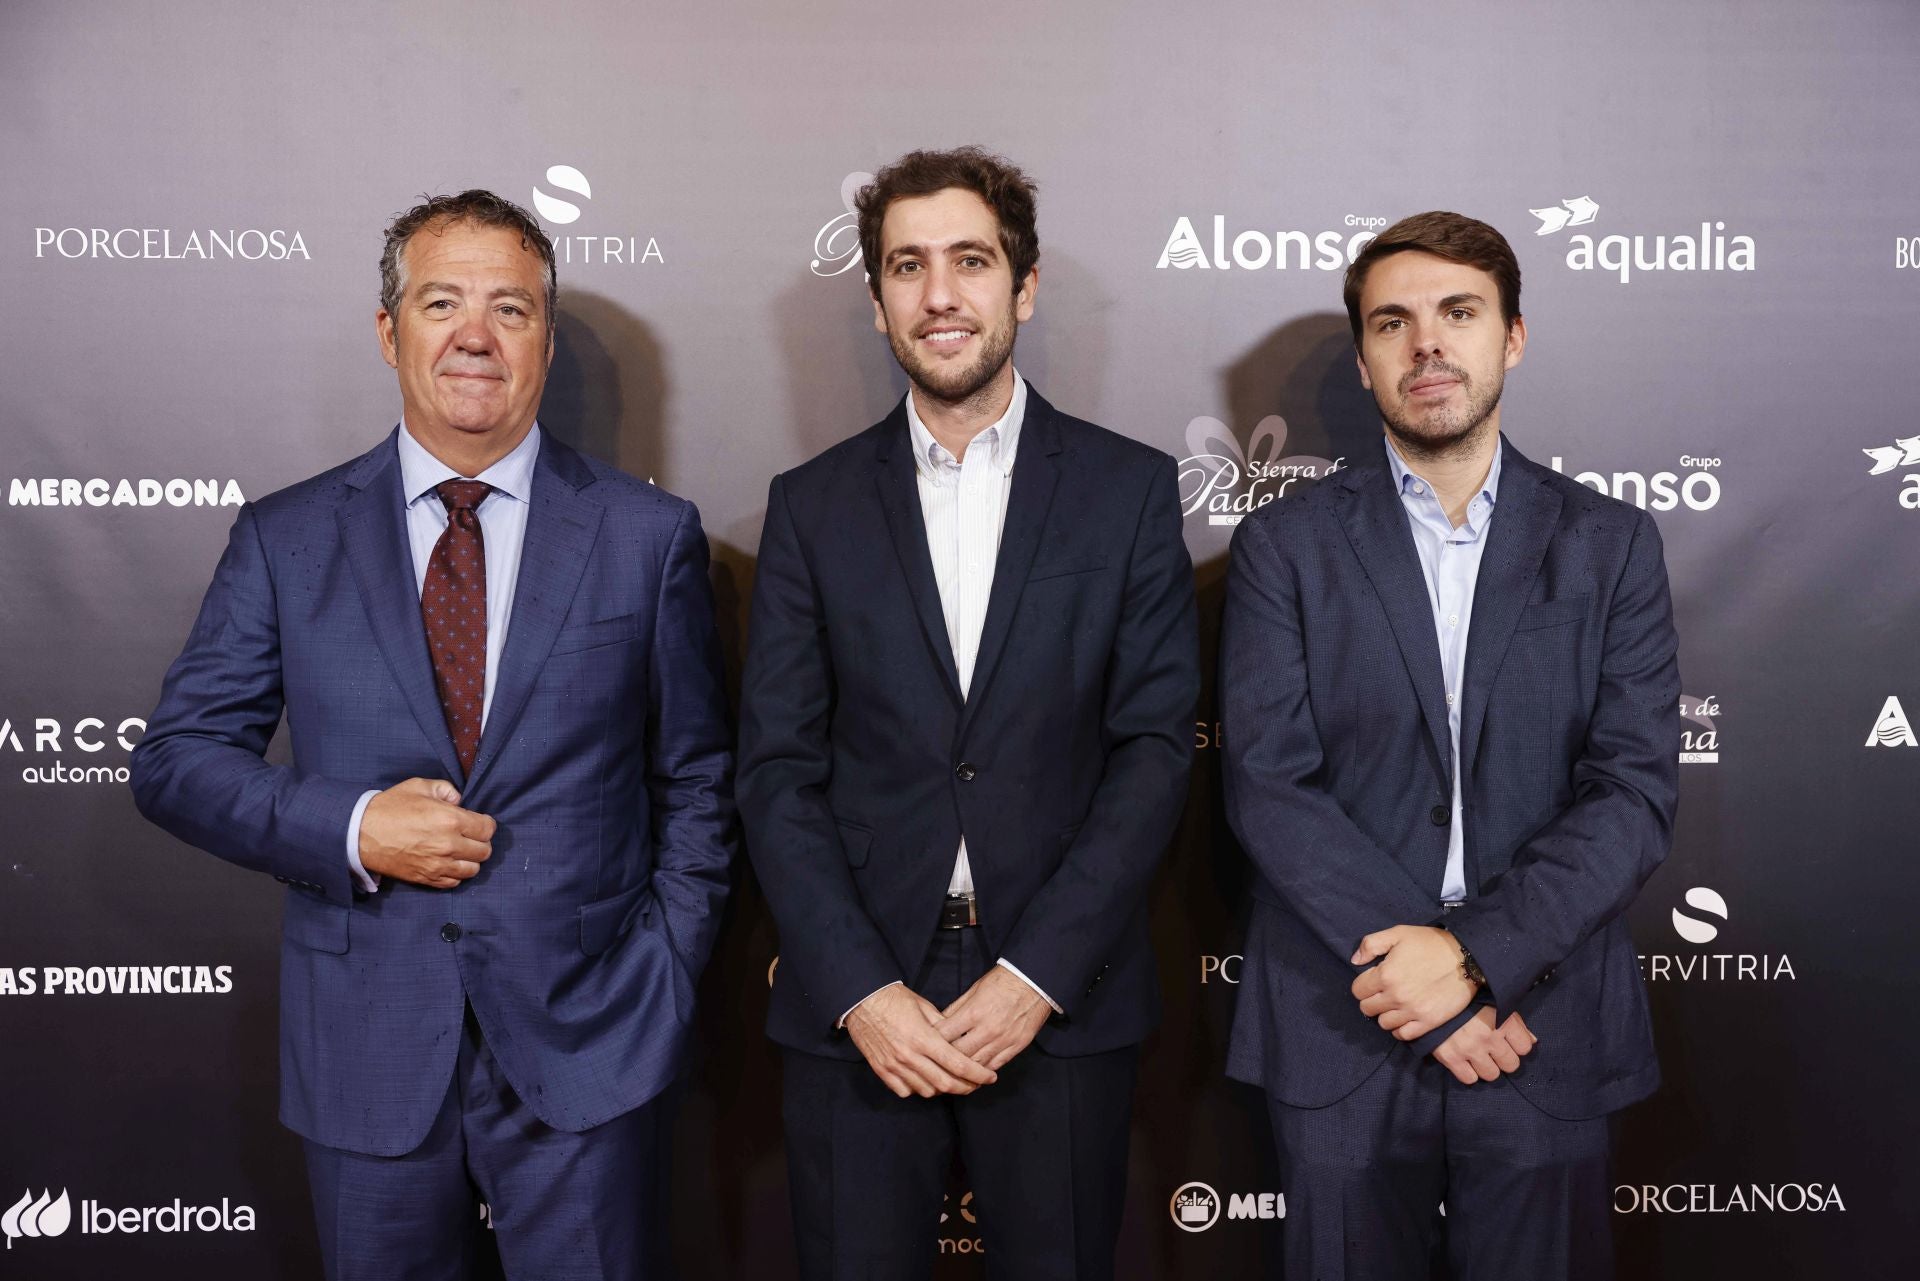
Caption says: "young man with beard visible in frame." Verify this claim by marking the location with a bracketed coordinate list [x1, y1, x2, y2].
[1219, 212, 1680, 1280]
[738, 148, 1198, 1279]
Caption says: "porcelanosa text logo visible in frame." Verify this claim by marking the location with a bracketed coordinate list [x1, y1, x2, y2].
[812, 172, 875, 277]
[1198, 954, 1242, 984]
[3, 1189, 255, 1243]
[530, 165, 662, 266]
[33, 221, 308, 261]
[1641, 887, 1795, 983]
[1866, 696, 1916, 747]
[0, 966, 234, 997]
[1179, 415, 1344, 527]
[1157, 214, 1384, 271]
[1547, 453, 1722, 511]
[1680, 694, 1720, 764]
[1613, 1183, 1844, 1214]
[3, 1189, 70, 1248]
[1530, 198, 1755, 284]
[1862, 434, 1920, 509]
[9, 477, 244, 509]
[1, 716, 145, 785]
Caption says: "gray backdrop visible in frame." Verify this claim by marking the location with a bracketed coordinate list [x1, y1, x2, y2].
[3, 1, 1916, 1276]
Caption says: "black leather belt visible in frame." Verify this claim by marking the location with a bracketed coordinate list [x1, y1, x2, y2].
[939, 893, 979, 929]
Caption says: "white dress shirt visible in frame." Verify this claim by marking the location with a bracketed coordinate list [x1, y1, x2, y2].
[1383, 436, 1503, 903]
[344, 421, 542, 891]
[841, 371, 1060, 1022]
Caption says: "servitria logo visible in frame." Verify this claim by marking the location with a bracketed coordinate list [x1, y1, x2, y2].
[811, 172, 875, 278]
[1640, 886, 1795, 983]
[529, 165, 663, 266]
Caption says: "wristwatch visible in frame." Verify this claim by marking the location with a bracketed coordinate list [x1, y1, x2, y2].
[1456, 940, 1488, 990]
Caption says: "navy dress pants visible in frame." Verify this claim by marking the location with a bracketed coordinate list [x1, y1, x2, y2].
[303, 1005, 671, 1281]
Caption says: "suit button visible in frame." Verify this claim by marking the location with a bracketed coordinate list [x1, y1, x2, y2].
[955, 762, 976, 782]
[440, 923, 462, 942]
[1430, 805, 1451, 827]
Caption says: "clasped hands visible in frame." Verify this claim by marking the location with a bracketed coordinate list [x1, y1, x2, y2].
[1350, 924, 1536, 1087]
[846, 967, 1052, 1099]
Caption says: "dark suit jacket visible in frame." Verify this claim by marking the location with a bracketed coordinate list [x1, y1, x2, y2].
[1220, 437, 1679, 1120]
[737, 389, 1199, 1059]
[131, 428, 734, 1155]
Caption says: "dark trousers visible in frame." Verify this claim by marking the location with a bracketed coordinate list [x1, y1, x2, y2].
[782, 927, 1139, 1281]
[1267, 1047, 1613, 1281]
[303, 1006, 671, 1281]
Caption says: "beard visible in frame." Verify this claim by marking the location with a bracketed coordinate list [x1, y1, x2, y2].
[884, 295, 1019, 411]
[1377, 359, 1504, 462]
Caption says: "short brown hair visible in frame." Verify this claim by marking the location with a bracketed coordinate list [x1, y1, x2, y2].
[856, 147, 1039, 300]
[1343, 211, 1520, 344]
[380, 189, 558, 341]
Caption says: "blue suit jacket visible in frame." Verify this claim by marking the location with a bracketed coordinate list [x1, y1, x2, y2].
[737, 390, 1199, 1058]
[1220, 438, 1679, 1120]
[131, 428, 734, 1155]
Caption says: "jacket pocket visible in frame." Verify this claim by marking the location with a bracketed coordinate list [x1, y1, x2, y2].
[1514, 595, 1589, 631]
[551, 612, 642, 656]
[1028, 553, 1108, 582]
[283, 896, 350, 954]
[837, 820, 873, 868]
[579, 883, 651, 956]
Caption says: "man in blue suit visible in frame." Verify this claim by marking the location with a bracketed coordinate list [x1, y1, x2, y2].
[738, 148, 1198, 1279]
[1221, 211, 1679, 1280]
[131, 189, 733, 1280]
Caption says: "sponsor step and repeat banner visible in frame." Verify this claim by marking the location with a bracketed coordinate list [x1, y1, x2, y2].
[3, 2, 1915, 1276]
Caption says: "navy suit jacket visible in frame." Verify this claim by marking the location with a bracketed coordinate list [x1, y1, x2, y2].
[1220, 438, 1679, 1120]
[131, 428, 734, 1155]
[737, 389, 1199, 1059]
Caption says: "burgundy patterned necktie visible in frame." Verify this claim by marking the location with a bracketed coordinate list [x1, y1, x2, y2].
[422, 479, 492, 775]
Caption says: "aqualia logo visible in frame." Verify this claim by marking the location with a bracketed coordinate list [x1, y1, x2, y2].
[1530, 197, 1755, 284]
[1862, 435, 1920, 510]
[528, 165, 662, 266]
[812, 172, 875, 277]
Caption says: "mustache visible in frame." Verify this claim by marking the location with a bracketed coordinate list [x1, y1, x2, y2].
[1400, 361, 1469, 394]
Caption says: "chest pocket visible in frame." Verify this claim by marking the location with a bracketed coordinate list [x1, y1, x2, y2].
[1513, 595, 1588, 632]
[550, 612, 642, 655]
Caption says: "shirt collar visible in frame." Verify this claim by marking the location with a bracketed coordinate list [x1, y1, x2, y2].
[905, 369, 1027, 484]
[398, 420, 541, 508]
[1383, 434, 1503, 527]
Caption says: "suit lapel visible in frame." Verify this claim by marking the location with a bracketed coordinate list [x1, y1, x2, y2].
[874, 404, 964, 703]
[1459, 441, 1563, 783]
[1334, 459, 1453, 778]
[958, 392, 1061, 736]
[338, 431, 465, 784]
[462, 434, 603, 797]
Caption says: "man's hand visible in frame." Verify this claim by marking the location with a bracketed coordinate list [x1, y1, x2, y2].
[938, 966, 1052, 1071]
[846, 984, 999, 1099]
[1350, 924, 1477, 1040]
[358, 778, 496, 889]
[1431, 1008, 1536, 1085]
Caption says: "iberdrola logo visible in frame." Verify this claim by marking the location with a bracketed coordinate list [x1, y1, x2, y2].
[3, 1189, 72, 1248]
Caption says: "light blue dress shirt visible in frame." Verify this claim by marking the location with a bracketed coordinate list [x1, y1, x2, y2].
[345, 422, 542, 891]
[1383, 436, 1503, 902]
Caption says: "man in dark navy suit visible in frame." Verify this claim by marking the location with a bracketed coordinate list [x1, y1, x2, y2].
[131, 190, 733, 1280]
[738, 148, 1198, 1280]
[1221, 211, 1680, 1280]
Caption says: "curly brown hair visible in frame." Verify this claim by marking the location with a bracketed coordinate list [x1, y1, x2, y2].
[855, 147, 1039, 300]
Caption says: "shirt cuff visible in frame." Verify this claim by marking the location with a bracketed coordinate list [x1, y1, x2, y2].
[345, 789, 381, 894]
[996, 958, 1063, 1015]
[838, 980, 903, 1030]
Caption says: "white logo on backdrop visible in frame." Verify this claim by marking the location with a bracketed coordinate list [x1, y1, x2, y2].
[1179, 415, 1344, 527]
[1529, 196, 1600, 235]
[33, 228, 309, 261]
[1672, 887, 1730, 945]
[8, 478, 244, 508]
[1156, 215, 1384, 271]
[531, 165, 592, 225]
[1862, 436, 1920, 509]
[528, 165, 662, 266]
[1866, 696, 1917, 747]
[1613, 1183, 1845, 1214]
[1169, 1182, 1221, 1232]
[3, 1190, 71, 1248]
[1, 716, 146, 786]
[1531, 198, 1756, 283]
[1547, 454, 1722, 512]
[0, 966, 235, 997]
[1680, 694, 1720, 764]
[812, 172, 874, 277]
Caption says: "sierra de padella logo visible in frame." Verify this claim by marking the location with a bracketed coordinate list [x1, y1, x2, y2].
[529, 164, 662, 266]
[812, 172, 875, 277]
[1680, 694, 1719, 764]
[1529, 197, 1755, 284]
[1179, 415, 1344, 527]
[3, 1189, 71, 1248]
[1862, 435, 1920, 509]
[1866, 696, 1916, 747]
